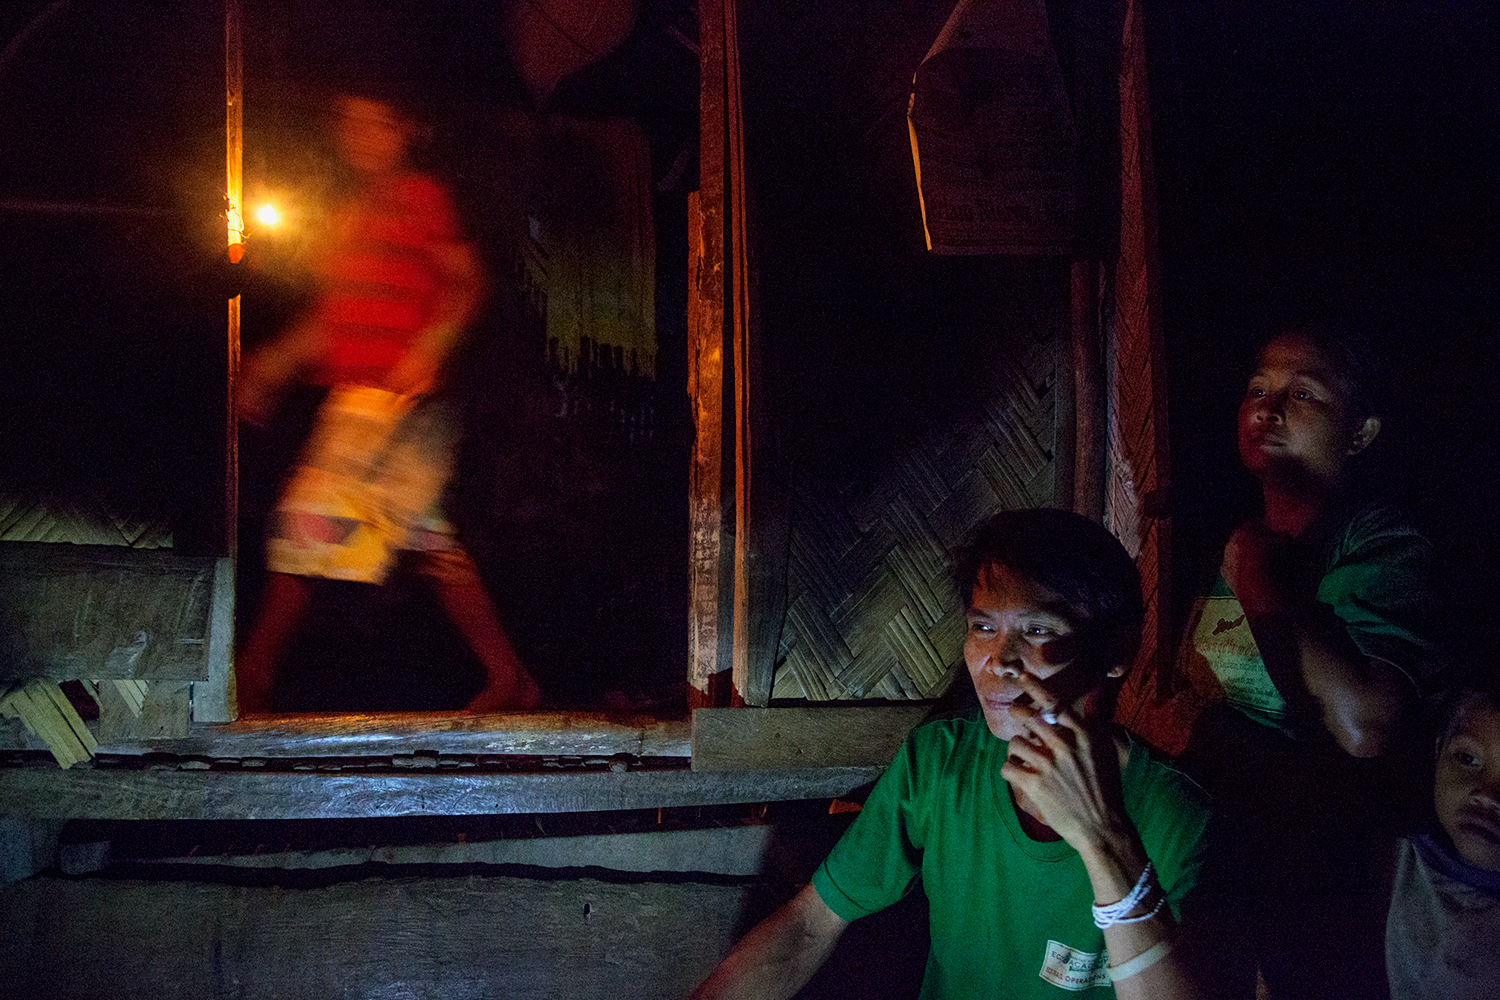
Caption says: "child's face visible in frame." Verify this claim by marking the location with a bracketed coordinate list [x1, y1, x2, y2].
[1237, 334, 1373, 486]
[335, 97, 408, 175]
[1434, 698, 1500, 871]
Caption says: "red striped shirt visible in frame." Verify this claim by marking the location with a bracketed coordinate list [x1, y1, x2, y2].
[312, 173, 459, 385]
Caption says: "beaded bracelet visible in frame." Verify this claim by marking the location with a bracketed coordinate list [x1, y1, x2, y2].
[1092, 861, 1160, 928]
[1109, 891, 1167, 926]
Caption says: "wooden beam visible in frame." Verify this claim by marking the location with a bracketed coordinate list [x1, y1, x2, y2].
[691, 706, 931, 771]
[98, 824, 779, 878]
[2, 874, 754, 1000]
[0, 764, 884, 821]
[701, 0, 781, 707]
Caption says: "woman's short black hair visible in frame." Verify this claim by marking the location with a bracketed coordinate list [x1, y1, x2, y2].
[953, 507, 1144, 670]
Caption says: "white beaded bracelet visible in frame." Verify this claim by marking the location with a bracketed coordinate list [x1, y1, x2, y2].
[1109, 891, 1167, 926]
[1107, 938, 1173, 982]
[1092, 861, 1158, 928]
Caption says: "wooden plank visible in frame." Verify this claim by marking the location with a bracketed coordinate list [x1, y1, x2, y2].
[691, 705, 931, 771]
[0, 711, 691, 759]
[0, 873, 754, 1000]
[0, 679, 96, 768]
[90, 711, 691, 759]
[191, 556, 236, 722]
[0, 543, 219, 682]
[114, 824, 779, 877]
[726, 0, 754, 706]
[0, 764, 884, 821]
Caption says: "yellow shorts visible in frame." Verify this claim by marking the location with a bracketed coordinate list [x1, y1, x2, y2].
[266, 385, 458, 584]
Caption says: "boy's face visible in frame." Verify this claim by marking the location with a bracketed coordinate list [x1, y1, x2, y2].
[1434, 699, 1500, 872]
[964, 563, 1113, 742]
[1237, 334, 1375, 486]
[335, 97, 408, 175]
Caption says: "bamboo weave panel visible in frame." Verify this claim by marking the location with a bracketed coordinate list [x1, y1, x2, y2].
[0, 491, 171, 549]
[772, 340, 1056, 701]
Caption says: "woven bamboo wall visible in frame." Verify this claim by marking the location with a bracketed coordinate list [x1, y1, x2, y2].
[0, 492, 171, 549]
[772, 338, 1057, 702]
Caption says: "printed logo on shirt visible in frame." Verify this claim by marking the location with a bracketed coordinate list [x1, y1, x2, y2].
[1187, 594, 1284, 720]
[1212, 613, 1246, 636]
[1038, 939, 1110, 992]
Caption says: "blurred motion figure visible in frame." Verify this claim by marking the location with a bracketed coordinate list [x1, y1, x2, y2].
[235, 93, 541, 715]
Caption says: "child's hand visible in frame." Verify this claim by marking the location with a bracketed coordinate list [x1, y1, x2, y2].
[237, 366, 276, 426]
[1001, 673, 1130, 852]
[382, 347, 442, 400]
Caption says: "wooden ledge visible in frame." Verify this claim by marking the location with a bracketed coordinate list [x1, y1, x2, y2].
[3, 710, 692, 760]
[0, 764, 882, 821]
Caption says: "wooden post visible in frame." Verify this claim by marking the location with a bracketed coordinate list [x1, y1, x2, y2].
[1071, 260, 1106, 520]
[224, 0, 242, 564]
[720, 0, 775, 707]
[1110, 0, 1173, 725]
[726, 0, 751, 706]
[694, 0, 778, 707]
[687, 1, 734, 708]
[213, 0, 243, 721]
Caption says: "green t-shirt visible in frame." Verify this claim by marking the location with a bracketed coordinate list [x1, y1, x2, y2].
[1180, 499, 1443, 730]
[810, 715, 1211, 999]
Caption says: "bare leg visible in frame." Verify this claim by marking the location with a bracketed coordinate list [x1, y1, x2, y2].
[235, 571, 314, 716]
[418, 547, 542, 711]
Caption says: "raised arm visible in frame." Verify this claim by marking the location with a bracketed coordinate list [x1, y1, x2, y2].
[237, 312, 325, 426]
[690, 884, 849, 1000]
[1221, 521, 1413, 757]
[1003, 678, 1202, 1000]
[381, 237, 487, 399]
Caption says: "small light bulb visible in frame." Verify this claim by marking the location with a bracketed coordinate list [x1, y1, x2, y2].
[255, 203, 281, 227]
